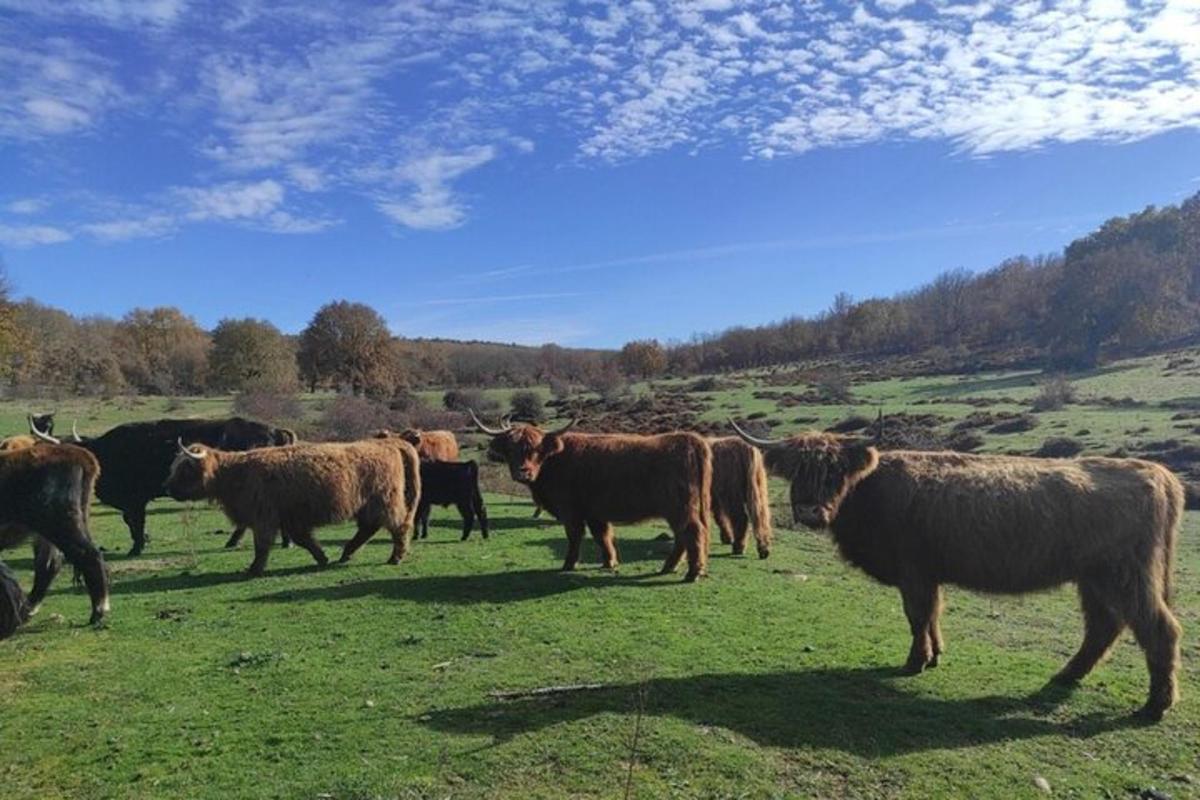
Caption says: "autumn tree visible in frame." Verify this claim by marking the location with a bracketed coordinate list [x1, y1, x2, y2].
[297, 301, 397, 396]
[209, 318, 298, 393]
[618, 339, 667, 378]
[113, 307, 210, 394]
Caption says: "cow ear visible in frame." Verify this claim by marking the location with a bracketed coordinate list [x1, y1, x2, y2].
[843, 443, 880, 482]
[541, 433, 567, 457]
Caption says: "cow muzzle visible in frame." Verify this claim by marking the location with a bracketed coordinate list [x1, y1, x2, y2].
[793, 504, 830, 530]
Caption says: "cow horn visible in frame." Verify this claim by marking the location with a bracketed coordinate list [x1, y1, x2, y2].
[468, 408, 509, 436]
[28, 414, 60, 445]
[729, 418, 783, 448]
[70, 420, 82, 443]
[548, 417, 578, 435]
[179, 439, 206, 461]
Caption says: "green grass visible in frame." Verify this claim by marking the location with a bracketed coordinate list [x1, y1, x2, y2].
[4, 353, 1200, 798]
[2, 490, 1197, 799]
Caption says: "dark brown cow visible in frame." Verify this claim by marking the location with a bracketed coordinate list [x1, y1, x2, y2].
[708, 437, 772, 559]
[471, 411, 712, 581]
[165, 440, 420, 576]
[732, 420, 1183, 721]
[0, 444, 109, 632]
[374, 429, 459, 461]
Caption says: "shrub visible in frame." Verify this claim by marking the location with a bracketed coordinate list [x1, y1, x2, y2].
[509, 390, 545, 423]
[443, 388, 499, 414]
[234, 391, 303, 425]
[810, 368, 852, 403]
[548, 377, 572, 401]
[1033, 436, 1085, 458]
[827, 415, 872, 433]
[317, 395, 395, 441]
[989, 414, 1039, 434]
[1031, 375, 1076, 412]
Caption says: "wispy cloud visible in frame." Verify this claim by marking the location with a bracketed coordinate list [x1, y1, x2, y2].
[416, 291, 584, 307]
[0, 223, 72, 247]
[4, 197, 48, 215]
[376, 146, 497, 231]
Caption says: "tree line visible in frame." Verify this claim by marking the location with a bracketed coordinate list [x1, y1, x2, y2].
[0, 190, 1196, 398]
[666, 192, 1200, 374]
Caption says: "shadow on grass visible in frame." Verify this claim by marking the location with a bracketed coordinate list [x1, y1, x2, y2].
[420, 667, 1142, 757]
[525, 534, 675, 565]
[109, 562, 329, 595]
[247, 566, 685, 606]
[911, 363, 1139, 399]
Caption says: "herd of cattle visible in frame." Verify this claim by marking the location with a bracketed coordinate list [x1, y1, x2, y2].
[0, 405, 1185, 723]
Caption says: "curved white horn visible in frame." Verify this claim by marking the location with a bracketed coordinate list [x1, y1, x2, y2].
[70, 420, 82, 443]
[729, 418, 784, 448]
[28, 414, 60, 445]
[469, 408, 508, 436]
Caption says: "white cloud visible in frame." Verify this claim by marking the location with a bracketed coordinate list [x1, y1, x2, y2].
[81, 215, 176, 242]
[377, 146, 497, 231]
[4, 197, 48, 214]
[0, 0, 187, 27]
[0, 223, 72, 247]
[0, 38, 125, 138]
[179, 179, 285, 221]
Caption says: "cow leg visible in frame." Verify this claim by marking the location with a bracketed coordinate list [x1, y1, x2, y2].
[28, 538, 63, 614]
[224, 526, 247, 549]
[122, 506, 147, 556]
[927, 585, 946, 667]
[659, 536, 685, 575]
[416, 500, 431, 540]
[1121, 581, 1181, 721]
[44, 527, 109, 625]
[561, 520, 585, 571]
[384, 519, 412, 565]
[455, 501, 475, 541]
[246, 526, 275, 577]
[289, 528, 329, 567]
[674, 515, 708, 583]
[714, 510, 734, 546]
[337, 517, 379, 564]
[1053, 581, 1124, 686]
[728, 507, 750, 556]
[899, 580, 938, 675]
[279, 532, 292, 548]
[587, 519, 619, 570]
[475, 491, 489, 540]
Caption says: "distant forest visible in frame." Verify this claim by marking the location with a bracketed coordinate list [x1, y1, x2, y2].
[1, 190, 1197, 399]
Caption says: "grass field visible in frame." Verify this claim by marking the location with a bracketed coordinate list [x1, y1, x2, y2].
[3, 355, 1200, 799]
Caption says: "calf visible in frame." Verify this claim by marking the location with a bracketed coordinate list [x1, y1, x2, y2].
[415, 460, 489, 541]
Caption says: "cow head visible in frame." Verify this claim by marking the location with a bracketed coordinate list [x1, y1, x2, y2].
[731, 420, 878, 530]
[273, 427, 297, 446]
[397, 429, 423, 446]
[165, 440, 217, 501]
[27, 414, 60, 445]
[469, 409, 577, 485]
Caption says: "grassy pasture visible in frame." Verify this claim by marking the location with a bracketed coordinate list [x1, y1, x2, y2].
[3, 354, 1200, 799]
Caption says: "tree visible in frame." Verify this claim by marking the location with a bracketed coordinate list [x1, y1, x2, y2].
[618, 339, 667, 378]
[297, 301, 397, 395]
[113, 307, 210, 394]
[209, 318, 298, 393]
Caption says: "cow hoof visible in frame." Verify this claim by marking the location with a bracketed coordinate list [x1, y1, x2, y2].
[386, 556, 404, 565]
[244, 569, 264, 579]
[899, 661, 926, 676]
[1049, 670, 1081, 687]
[1134, 703, 1167, 723]
[88, 612, 108, 628]
[683, 571, 705, 583]
[127, 546, 144, 558]
[757, 549, 770, 560]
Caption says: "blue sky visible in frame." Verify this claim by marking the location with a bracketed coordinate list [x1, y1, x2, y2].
[1, 1, 1198, 348]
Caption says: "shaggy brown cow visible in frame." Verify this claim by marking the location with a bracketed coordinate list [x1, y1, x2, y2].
[471, 411, 712, 581]
[374, 428, 459, 461]
[165, 440, 420, 576]
[708, 437, 772, 559]
[0, 434, 36, 451]
[731, 421, 1183, 721]
[0, 444, 109, 628]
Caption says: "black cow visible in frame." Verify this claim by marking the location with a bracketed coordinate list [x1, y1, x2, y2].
[32, 416, 293, 555]
[415, 460, 489, 541]
[0, 444, 108, 636]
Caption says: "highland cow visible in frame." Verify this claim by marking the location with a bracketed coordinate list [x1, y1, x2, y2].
[0, 444, 108, 632]
[374, 428, 459, 461]
[164, 440, 420, 576]
[708, 437, 772, 558]
[471, 411, 712, 581]
[732, 420, 1184, 721]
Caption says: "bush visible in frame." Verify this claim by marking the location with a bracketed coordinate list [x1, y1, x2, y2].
[548, 377, 572, 401]
[509, 390, 545, 423]
[234, 391, 303, 425]
[827, 415, 872, 433]
[443, 388, 500, 414]
[1031, 375, 1076, 412]
[810, 368, 851, 403]
[1033, 436, 1085, 458]
[989, 414, 1039, 434]
[317, 395, 395, 441]
[588, 366, 627, 404]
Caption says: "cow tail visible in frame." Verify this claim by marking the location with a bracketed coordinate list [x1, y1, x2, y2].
[1161, 473, 1184, 607]
[746, 446, 773, 557]
[698, 439, 713, 531]
[402, 447, 421, 531]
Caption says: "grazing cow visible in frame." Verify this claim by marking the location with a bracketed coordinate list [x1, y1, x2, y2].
[0, 444, 108, 633]
[415, 460, 488, 541]
[731, 421, 1184, 721]
[374, 428, 459, 461]
[32, 416, 294, 555]
[471, 411, 712, 581]
[164, 439, 420, 576]
[708, 437, 772, 559]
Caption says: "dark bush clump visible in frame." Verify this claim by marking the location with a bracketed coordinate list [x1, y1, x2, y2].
[1033, 437, 1085, 458]
[509, 390, 545, 424]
